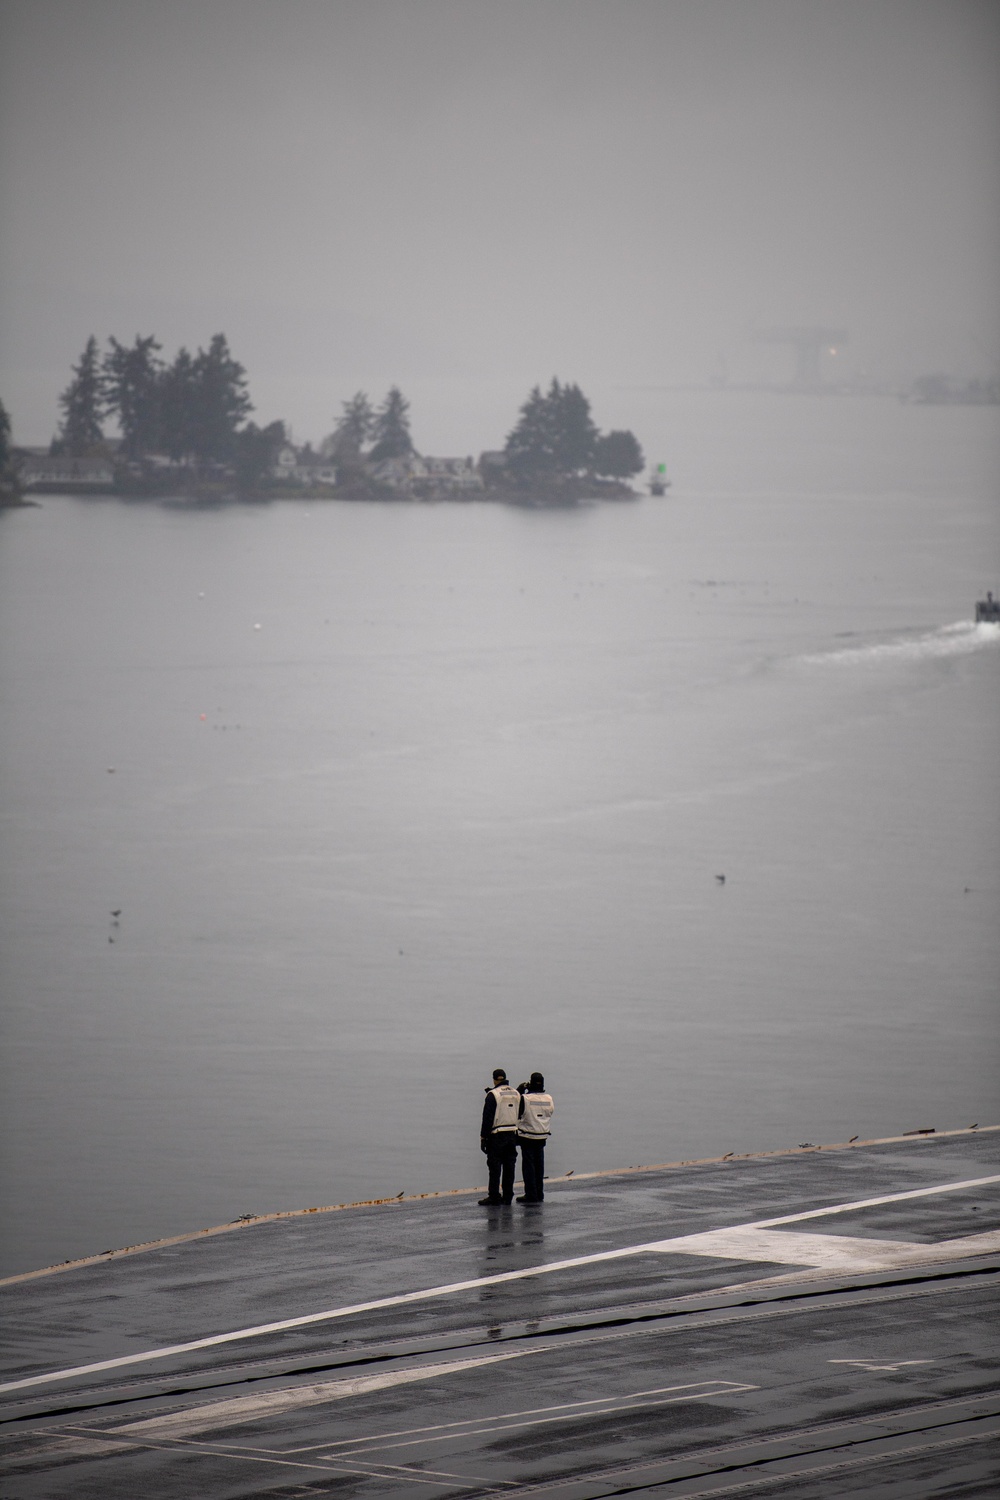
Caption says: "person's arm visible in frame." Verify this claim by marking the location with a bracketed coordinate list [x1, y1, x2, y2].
[481, 1091, 496, 1145]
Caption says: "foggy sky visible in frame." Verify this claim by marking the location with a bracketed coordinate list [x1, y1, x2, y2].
[1, 0, 998, 450]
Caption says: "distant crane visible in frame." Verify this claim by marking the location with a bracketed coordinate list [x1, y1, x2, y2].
[752, 326, 848, 389]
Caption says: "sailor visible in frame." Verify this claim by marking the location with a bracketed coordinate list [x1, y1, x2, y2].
[479, 1069, 521, 1205]
[516, 1072, 554, 1203]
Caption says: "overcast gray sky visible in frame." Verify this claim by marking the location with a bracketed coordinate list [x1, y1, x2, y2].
[1, 0, 998, 449]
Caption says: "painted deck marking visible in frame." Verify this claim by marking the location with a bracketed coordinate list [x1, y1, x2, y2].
[294, 1381, 756, 1456]
[645, 1227, 1000, 1271]
[2, 1172, 997, 1396]
[111, 1347, 546, 1438]
[829, 1359, 933, 1372]
[111, 1373, 753, 1443]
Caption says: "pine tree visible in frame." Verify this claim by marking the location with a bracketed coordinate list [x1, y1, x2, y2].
[550, 382, 598, 473]
[369, 387, 414, 461]
[504, 384, 559, 477]
[187, 334, 253, 464]
[234, 420, 286, 492]
[57, 336, 105, 454]
[505, 379, 630, 482]
[159, 348, 199, 463]
[328, 391, 374, 459]
[103, 335, 163, 458]
[0, 398, 12, 474]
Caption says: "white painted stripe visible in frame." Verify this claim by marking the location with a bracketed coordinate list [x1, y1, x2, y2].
[0, 1248, 647, 1396]
[113, 1373, 748, 1443]
[304, 1381, 755, 1456]
[2, 1172, 997, 1396]
[747, 1173, 1000, 1229]
[316, 1384, 761, 1460]
[651, 1227, 1000, 1272]
[112, 1348, 544, 1438]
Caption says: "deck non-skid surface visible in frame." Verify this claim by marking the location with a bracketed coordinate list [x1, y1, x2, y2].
[2, 1129, 998, 1496]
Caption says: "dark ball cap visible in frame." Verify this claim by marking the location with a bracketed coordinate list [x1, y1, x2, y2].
[492, 1068, 508, 1081]
[529, 1071, 545, 1089]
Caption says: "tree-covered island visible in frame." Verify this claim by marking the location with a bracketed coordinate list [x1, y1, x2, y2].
[11, 335, 651, 505]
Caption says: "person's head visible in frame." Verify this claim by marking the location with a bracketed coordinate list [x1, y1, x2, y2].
[492, 1068, 508, 1085]
[529, 1071, 545, 1091]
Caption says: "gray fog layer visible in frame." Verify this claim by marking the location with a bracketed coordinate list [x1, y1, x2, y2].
[1, 0, 998, 448]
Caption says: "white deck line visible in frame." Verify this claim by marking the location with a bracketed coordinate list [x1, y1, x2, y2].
[649, 1172, 1000, 1238]
[2, 1172, 998, 1397]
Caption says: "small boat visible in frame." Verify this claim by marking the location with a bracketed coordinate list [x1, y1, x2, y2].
[975, 591, 1000, 623]
[649, 463, 671, 496]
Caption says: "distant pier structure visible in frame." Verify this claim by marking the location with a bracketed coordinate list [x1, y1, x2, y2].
[753, 325, 848, 389]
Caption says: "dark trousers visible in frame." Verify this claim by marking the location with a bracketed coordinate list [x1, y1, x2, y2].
[485, 1134, 518, 1203]
[519, 1138, 546, 1201]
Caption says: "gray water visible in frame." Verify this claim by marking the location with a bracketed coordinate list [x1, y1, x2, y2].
[1, 390, 998, 1277]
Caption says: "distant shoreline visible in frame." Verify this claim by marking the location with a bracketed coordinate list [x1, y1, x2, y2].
[16, 478, 643, 507]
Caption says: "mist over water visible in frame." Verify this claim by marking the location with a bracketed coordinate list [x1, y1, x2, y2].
[3, 0, 999, 441]
[1, 391, 998, 1276]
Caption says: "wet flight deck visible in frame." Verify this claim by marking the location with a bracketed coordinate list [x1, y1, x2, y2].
[1, 1126, 998, 1497]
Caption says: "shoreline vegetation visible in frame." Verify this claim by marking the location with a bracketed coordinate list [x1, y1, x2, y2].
[0, 478, 640, 508]
[2, 334, 653, 508]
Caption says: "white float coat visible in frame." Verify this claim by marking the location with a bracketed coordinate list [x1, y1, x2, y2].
[487, 1084, 521, 1133]
[518, 1091, 554, 1139]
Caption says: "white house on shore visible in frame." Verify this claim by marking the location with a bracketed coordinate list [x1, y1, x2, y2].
[269, 444, 489, 494]
[367, 455, 426, 489]
[271, 445, 338, 487]
[369, 454, 484, 493]
[421, 456, 484, 492]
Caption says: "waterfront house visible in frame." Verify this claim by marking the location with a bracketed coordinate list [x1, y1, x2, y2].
[368, 455, 429, 490]
[420, 457, 484, 492]
[271, 445, 338, 487]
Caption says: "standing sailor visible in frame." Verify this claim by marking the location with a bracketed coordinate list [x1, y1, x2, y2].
[479, 1068, 520, 1206]
[516, 1072, 554, 1203]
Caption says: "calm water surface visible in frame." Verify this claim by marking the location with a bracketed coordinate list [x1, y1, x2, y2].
[1, 391, 998, 1275]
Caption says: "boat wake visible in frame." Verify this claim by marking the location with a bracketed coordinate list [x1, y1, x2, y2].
[800, 620, 1000, 668]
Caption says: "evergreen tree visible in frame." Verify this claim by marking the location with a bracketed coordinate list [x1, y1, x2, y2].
[328, 391, 374, 459]
[0, 398, 12, 474]
[234, 420, 286, 492]
[505, 378, 597, 478]
[158, 348, 199, 463]
[57, 336, 105, 454]
[550, 381, 598, 473]
[504, 383, 560, 477]
[103, 335, 163, 458]
[505, 378, 636, 483]
[187, 334, 253, 464]
[369, 386, 414, 461]
[593, 428, 644, 479]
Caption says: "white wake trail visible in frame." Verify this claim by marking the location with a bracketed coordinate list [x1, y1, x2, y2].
[801, 620, 1000, 668]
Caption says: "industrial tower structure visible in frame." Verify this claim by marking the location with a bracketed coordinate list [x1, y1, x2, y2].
[752, 326, 848, 389]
